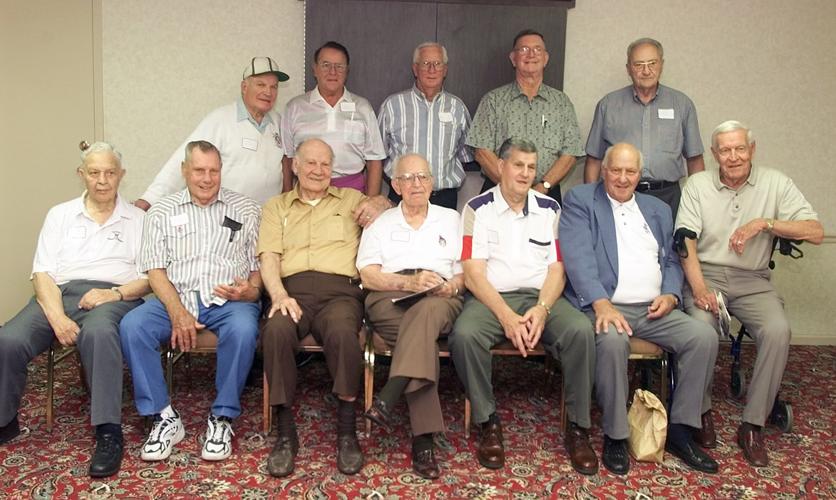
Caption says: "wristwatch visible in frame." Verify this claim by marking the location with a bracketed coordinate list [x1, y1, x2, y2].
[763, 218, 775, 233]
[541, 180, 552, 190]
[111, 287, 123, 301]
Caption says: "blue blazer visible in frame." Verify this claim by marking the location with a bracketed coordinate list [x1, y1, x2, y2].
[559, 182, 683, 311]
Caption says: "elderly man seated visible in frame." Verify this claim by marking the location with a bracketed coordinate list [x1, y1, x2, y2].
[560, 142, 719, 475]
[358, 153, 465, 479]
[0, 142, 149, 477]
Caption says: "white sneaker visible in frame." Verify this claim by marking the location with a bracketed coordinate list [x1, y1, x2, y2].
[201, 414, 234, 461]
[141, 409, 185, 461]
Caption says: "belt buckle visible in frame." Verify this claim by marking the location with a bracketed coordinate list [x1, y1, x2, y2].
[638, 181, 652, 190]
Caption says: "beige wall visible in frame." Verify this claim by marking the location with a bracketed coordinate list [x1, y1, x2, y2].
[0, 0, 98, 319]
[3, 0, 833, 342]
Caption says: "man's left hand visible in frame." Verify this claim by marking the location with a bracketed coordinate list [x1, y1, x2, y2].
[646, 294, 677, 320]
[532, 183, 548, 195]
[77, 288, 120, 310]
[214, 278, 258, 302]
[353, 196, 390, 228]
[728, 219, 766, 256]
[520, 305, 547, 350]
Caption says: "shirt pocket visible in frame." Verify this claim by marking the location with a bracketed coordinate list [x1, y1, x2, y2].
[164, 226, 197, 262]
[321, 215, 348, 242]
[528, 237, 552, 261]
[343, 120, 366, 144]
[656, 116, 683, 154]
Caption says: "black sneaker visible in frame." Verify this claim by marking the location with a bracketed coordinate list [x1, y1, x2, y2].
[89, 432, 124, 478]
[0, 415, 20, 445]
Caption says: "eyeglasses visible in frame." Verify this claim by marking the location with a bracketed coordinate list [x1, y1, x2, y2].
[417, 60, 446, 71]
[631, 60, 660, 72]
[317, 61, 348, 73]
[395, 172, 432, 184]
[514, 46, 544, 55]
[716, 145, 749, 159]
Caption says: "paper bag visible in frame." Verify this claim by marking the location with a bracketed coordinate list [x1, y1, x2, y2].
[627, 389, 668, 462]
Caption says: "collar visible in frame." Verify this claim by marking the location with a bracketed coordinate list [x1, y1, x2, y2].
[712, 163, 759, 191]
[287, 185, 344, 204]
[75, 193, 135, 223]
[310, 86, 353, 106]
[493, 185, 534, 217]
[606, 192, 640, 212]
[395, 201, 441, 227]
[411, 84, 445, 104]
[511, 80, 550, 102]
[175, 187, 227, 207]
[236, 97, 273, 128]
[632, 83, 663, 104]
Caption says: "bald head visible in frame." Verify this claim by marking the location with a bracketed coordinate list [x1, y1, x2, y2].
[602, 143, 643, 202]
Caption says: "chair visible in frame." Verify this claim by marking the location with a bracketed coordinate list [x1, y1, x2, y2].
[45, 342, 88, 432]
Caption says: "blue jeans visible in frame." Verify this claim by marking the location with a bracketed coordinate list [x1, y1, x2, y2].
[120, 298, 259, 418]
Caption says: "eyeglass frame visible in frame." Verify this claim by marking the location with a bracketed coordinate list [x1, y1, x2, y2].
[394, 171, 433, 184]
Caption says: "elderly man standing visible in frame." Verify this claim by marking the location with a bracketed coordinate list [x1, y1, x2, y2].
[451, 138, 597, 475]
[259, 138, 390, 477]
[358, 154, 465, 479]
[677, 121, 823, 467]
[584, 38, 704, 218]
[121, 141, 262, 463]
[281, 41, 386, 195]
[136, 57, 289, 209]
[0, 142, 149, 477]
[467, 29, 583, 205]
[378, 42, 474, 209]
[560, 142, 719, 475]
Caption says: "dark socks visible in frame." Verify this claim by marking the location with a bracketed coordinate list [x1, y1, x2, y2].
[95, 423, 122, 438]
[668, 423, 693, 444]
[275, 405, 296, 437]
[412, 433, 434, 453]
[378, 376, 409, 408]
[337, 399, 357, 436]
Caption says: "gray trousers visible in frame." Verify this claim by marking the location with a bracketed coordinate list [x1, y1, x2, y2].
[450, 290, 595, 427]
[684, 264, 790, 426]
[590, 304, 718, 440]
[0, 280, 141, 427]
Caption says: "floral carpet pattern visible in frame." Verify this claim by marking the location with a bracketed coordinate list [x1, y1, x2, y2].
[0, 345, 833, 499]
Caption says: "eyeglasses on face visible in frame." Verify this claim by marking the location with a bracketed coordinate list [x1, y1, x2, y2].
[395, 172, 432, 183]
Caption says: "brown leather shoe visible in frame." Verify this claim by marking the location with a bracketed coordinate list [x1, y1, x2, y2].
[267, 433, 299, 478]
[336, 433, 364, 475]
[693, 410, 717, 449]
[564, 422, 598, 475]
[737, 422, 768, 467]
[412, 446, 440, 479]
[477, 416, 504, 469]
[363, 397, 394, 433]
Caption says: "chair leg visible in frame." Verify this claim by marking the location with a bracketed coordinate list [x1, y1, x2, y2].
[75, 350, 89, 394]
[46, 345, 55, 433]
[560, 383, 568, 433]
[165, 350, 175, 395]
[660, 356, 670, 407]
[263, 372, 271, 435]
[363, 347, 375, 437]
[464, 398, 471, 438]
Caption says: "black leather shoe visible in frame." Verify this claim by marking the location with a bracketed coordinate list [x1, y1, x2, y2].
[412, 446, 440, 479]
[267, 433, 299, 477]
[564, 423, 599, 475]
[602, 435, 629, 475]
[336, 433, 364, 475]
[477, 416, 505, 469]
[0, 415, 21, 445]
[89, 432, 124, 478]
[692, 410, 717, 449]
[666, 435, 719, 473]
[363, 397, 394, 433]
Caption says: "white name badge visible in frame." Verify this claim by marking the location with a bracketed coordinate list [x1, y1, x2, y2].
[170, 213, 189, 227]
[658, 108, 675, 119]
[242, 137, 259, 150]
[340, 101, 356, 112]
[69, 226, 86, 239]
[438, 111, 453, 123]
[390, 230, 410, 242]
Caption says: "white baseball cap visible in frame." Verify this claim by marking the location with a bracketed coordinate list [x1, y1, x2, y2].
[242, 56, 289, 82]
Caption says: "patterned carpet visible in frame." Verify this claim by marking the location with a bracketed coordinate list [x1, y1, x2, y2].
[1, 344, 833, 499]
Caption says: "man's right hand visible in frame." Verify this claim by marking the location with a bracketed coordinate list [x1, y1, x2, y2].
[406, 271, 445, 293]
[50, 314, 81, 346]
[169, 307, 204, 352]
[691, 286, 719, 315]
[499, 309, 529, 357]
[592, 299, 632, 336]
[134, 199, 151, 211]
[267, 295, 303, 324]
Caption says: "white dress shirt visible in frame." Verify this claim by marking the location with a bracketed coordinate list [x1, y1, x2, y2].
[608, 194, 663, 304]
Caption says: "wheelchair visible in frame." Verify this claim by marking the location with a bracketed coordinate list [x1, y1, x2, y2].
[728, 237, 803, 432]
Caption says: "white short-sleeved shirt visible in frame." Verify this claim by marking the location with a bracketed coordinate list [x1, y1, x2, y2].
[460, 186, 561, 292]
[32, 194, 145, 285]
[356, 203, 462, 278]
[281, 87, 386, 177]
[608, 194, 662, 304]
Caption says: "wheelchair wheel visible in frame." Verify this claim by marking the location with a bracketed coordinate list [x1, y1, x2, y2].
[730, 366, 746, 399]
[769, 400, 794, 433]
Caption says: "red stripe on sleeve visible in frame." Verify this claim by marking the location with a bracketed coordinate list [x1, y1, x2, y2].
[555, 239, 562, 262]
[461, 235, 473, 261]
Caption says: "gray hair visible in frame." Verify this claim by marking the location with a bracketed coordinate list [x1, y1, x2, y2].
[80, 141, 122, 169]
[711, 120, 754, 148]
[393, 153, 431, 177]
[498, 137, 537, 160]
[184, 140, 222, 165]
[602, 143, 644, 171]
[627, 37, 664, 61]
[412, 42, 448, 64]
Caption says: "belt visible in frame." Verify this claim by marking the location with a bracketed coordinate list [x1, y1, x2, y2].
[395, 268, 427, 275]
[636, 179, 677, 192]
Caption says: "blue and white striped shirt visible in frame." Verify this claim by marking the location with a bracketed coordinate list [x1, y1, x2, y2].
[378, 86, 474, 190]
[140, 187, 261, 316]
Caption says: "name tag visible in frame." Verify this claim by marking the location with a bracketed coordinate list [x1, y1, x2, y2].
[658, 108, 675, 120]
[69, 226, 86, 239]
[242, 137, 259, 150]
[438, 111, 453, 123]
[170, 213, 189, 227]
[390, 230, 410, 242]
[340, 101, 356, 112]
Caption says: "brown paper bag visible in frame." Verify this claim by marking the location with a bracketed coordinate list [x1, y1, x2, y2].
[627, 389, 668, 462]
